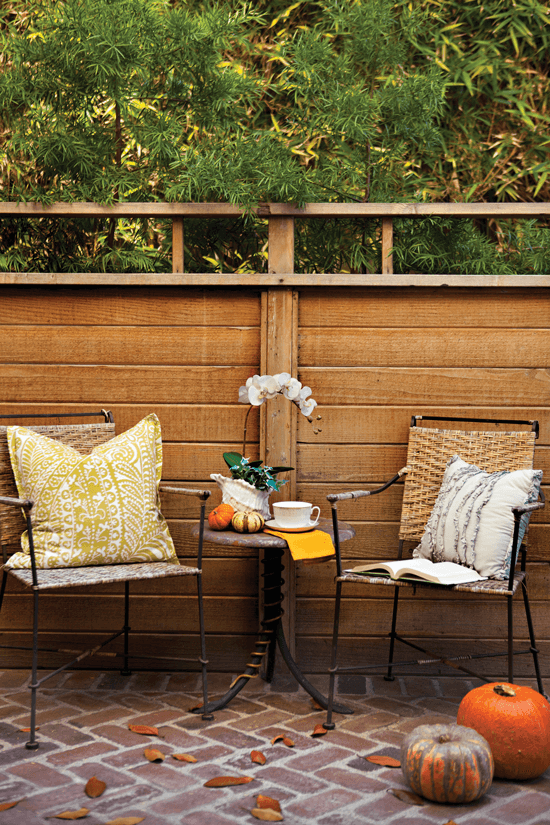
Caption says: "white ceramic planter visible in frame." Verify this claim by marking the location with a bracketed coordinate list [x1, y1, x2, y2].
[210, 474, 272, 519]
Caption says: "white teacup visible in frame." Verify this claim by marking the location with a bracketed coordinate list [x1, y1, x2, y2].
[272, 501, 320, 528]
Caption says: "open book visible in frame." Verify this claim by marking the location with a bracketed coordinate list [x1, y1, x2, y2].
[346, 558, 487, 586]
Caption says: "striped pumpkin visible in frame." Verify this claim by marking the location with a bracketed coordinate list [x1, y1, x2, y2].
[401, 723, 494, 803]
[231, 511, 265, 533]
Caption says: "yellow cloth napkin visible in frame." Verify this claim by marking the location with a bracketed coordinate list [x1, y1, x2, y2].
[263, 529, 335, 564]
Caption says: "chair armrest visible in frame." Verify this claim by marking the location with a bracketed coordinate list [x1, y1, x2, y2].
[326, 468, 408, 503]
[159, 485, 211, 501]
[512, 501, 545, 516]
[0, 495, 32, 510]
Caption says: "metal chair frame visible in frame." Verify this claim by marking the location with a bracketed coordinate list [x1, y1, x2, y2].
[324, 415, 546, 729]
[0, 410, 213, 749]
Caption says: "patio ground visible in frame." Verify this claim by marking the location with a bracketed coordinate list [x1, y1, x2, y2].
[0, 667, 548, 825]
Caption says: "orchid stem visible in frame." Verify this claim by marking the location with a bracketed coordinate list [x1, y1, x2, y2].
[242, 405, 254, 457]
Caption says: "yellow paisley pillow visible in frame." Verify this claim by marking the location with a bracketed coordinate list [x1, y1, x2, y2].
[6, 414, 177, 569]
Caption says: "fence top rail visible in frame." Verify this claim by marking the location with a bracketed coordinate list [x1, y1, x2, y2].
[0, 201, 549, 219]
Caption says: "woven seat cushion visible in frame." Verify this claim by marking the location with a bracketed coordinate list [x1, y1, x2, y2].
[413, 455, 542, 579]
[6, 414, 177, 569]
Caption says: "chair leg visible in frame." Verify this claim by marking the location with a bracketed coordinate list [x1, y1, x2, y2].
[324, 580, 343, 730]
[26, 589, 40, 750]
[120, 581, 131, 676]
[0, 570, 8, 612]
[385, 587, 400, 682]
[507, 595, 514, 684]
[521, 580, 545, 695]
[197, 573, 213, 721]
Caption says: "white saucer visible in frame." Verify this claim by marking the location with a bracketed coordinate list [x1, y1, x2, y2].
[265, 519, 319, 533]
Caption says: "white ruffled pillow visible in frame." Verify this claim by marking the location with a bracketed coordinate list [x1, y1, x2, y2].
[413, 455, 542, 580]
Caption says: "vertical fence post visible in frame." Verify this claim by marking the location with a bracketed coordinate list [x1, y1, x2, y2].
[261, 216, 298, 656]
[172, 217, 184, 273]
[381, 217, 393, 275]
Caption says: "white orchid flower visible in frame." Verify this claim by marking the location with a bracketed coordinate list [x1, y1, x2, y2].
[275, 372, 302, 400]
[299, 396, 318, 416]
[248, 374, 281, 406]
[238, 384, 250, 403]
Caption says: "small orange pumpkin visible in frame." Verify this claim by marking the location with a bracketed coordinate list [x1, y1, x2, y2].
[401, 723, 493, 803]
[208, 503, 235, 530]
[457, 682, 550, 780]
[231, 511, 265, 533]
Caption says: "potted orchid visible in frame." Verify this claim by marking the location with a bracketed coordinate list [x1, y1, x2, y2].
[210, 373, 320, 519]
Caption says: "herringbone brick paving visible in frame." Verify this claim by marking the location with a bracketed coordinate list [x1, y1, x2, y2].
[0, 669, 548, 824]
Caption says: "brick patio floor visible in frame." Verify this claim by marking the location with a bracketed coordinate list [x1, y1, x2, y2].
[0, 668, 548, 824]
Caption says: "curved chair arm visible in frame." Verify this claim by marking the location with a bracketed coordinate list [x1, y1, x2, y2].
[326, 467, 408, 504]
[0, 495, 33, 510]
[159, 486, 211, 501]
[326, 468, 408, 577]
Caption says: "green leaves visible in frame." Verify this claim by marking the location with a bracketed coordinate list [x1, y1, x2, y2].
[222, 453, 293, 492]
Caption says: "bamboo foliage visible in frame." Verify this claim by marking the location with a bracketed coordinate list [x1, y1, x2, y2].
[0, 0, 548, 274]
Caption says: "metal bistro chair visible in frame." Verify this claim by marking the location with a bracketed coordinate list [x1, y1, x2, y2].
[0, 410, 213, 749]
[325, 415, 546, 729]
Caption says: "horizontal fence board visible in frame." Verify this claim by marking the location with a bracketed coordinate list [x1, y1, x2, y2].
[300, 328, 550, 368]
[299, 288, 550, 328]
[301, 521, 549, 562]
[4, 273, 550, 287]
[296, 596, 549, 637]
[162, 443, 260, 481]
[0, 595, 258, 634]
[297, 444, 550, 482]
[300, 367, 550, 406]
[0, 632, 257, 671]
[1, 200, 549, 217]
[0, 287, 261, 326]
[295, 637, 550, 678]
[0, 404, 259, 444]
[296, 561, 550, 600]
[296, 482, 549, 524]
[0, 365, 255, 404]
[298, 406, 550, 445]
[1, 326, 259, 366]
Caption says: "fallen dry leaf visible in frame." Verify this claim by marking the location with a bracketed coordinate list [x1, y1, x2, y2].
[389, 788, 425, 806]
[144, 747, 165, 763]
[19, 727, 39, 732]
[85, 776, 106, 798]
[171, 753, 197, 763]
[204, 776, 254, 788]
[0, 799, 24, 812]
[310, 699, 324, 710]
[270, 735, 294, 747]
[365, 755, 401, 767]
[251, 750, 267, 765]
[46, 808, 90, 820]
[128, 724, 159, 736]
[256, 795, 281, 813]
[251, 808, 283, 821]
[104, 819, 145, 825]
[311, 724, 327, 737]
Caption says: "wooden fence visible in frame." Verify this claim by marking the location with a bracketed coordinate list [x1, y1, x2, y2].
[0, 201, 549, 680]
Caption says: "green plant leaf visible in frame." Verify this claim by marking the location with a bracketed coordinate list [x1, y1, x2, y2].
[223, 452, 243, 469]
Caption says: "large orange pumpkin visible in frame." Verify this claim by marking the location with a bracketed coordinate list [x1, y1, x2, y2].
[208, 504, 235, 530]
[457, 682, 550, 780]
[400, 723, 494, 803]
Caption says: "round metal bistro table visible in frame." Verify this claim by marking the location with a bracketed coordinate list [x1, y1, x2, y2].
[189, 517, 355, 716]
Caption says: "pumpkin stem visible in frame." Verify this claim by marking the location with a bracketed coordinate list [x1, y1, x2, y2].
[438, 734, 451, 744]
[493, 684, 516, 697]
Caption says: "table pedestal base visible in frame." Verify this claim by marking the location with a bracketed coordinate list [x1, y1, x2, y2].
[191, 527, 353, 716]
